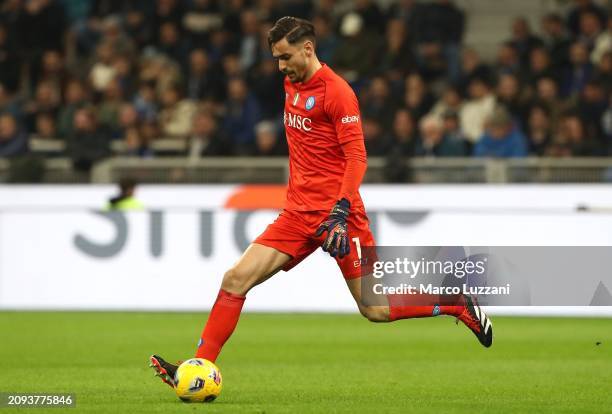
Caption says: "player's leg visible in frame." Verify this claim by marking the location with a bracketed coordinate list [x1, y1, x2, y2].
[344, 277, 463, 322]
[150, 243, 291, 388]
[337, 211, 493, 347]
[344, 276, 493, 347]
[194, 243, 291, 361]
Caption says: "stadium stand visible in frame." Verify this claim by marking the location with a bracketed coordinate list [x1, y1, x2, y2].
[0, 0, 610, 183]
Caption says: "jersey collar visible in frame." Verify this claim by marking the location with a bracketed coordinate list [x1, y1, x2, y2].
[295, 63, 327, 89]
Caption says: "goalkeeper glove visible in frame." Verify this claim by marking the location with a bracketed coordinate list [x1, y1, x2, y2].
[315, 198, 350, 258]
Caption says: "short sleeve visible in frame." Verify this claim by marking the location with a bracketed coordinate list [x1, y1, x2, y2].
[323, 80, 364, 144]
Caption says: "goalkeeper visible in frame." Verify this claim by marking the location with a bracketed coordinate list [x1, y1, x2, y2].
[150, 16, 493, 388]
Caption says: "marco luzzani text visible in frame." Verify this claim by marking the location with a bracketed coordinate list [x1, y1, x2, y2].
[370, 257, 511, 296]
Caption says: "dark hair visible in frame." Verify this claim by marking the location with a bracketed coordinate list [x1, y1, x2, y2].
[119, 176, 137, 193]
[543, 13, 563, 24]
[267, 16, 316, 49]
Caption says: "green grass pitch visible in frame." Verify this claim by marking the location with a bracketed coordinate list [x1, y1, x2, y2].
[1, 312, 611, 413]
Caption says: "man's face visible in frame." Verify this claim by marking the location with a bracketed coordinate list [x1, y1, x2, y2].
[271, 37, 309, 83]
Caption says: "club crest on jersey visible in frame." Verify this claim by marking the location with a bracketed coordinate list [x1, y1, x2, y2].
[305, 96, 315, 111]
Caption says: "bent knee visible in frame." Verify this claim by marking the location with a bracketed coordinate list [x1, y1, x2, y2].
[221, 267, 253, 295]
[359, 306, 389, 323]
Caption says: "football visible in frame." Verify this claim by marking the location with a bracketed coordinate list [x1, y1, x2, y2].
[174, 358, 222, 403]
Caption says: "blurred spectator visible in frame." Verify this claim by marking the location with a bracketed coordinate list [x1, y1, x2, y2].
[386, 108, 417, 156]
[158, 83, 197, 138]
[152, 0, 185, 37]
[238, 9, 261, 72]
[578, 11, 603, 51]
[311, 13, 338, 64]
[333, 12, 380, 82]
[254, 120, 286, 156]
[361, 76, 397, 130]
[561, 41, 594, 97]
[377, 18, 415, 82]
[113, 54, 138, 98]
[362, 117, 388, 156]
[576, 80, 607, 140]
[221, 0, 247, 38]
[122, 125, 154, 158]
[182, 0, 223, 46]
[354, 0, 385, 34]
[249, 57, 284, 120]
[132, 120, 159, 157]
[403, 72, 435, 122]
[473, 106, 528, 157]
[67, 107, 111, 171]
[413, 0, 464, 81]
[23, 81, 61, 133]
[0, 84, 22, 121]
[156, 21, 190, 69]
[98, 78, 125, 137]
[495, 42, 521, 76]
[188, 110, 229, 157]
[508, 17, 543, 66]
[546, 112, 602, 156]
[0, 113, 28, 157]
[57, 79, 89, 139]
[595, 51, 612, 92]
[0, 24, 20, 92]
[116, 103, 140, 145]
[441, 109, 469, 150]
[33, 112, 58, 140]
[132, 81, 158, 122]
[460, 77, 496, 143]
[416, 114, 467, 157]
[89, 41, 117, 93]
[496, 73, 529, 126]
[592, 16, 612, 65]
[540, 13, 571, 70]
[144, 54, 182, 96]
[526, 47, 559, 87]
[458, 47, 493, 94]
[222, 77, 261, 153]
[602, 96, 612, 151]
[186, 48, 223, 101]
[526, 104, 553, 155]
[384, 108, 417, 182]
[37, 50, 70, 95]
[534, 76, 565, 123]
[17, 0, 67, 77]
[124, 5, 154, 51]
[99, 16, 135, 57]
[566, 0, 607, 37]
[428, 85, 463, 121]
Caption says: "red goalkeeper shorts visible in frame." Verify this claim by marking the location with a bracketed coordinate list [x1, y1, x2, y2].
[253, 208, 375, 279]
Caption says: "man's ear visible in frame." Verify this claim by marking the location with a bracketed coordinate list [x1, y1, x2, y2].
[303, 40, 314, 57]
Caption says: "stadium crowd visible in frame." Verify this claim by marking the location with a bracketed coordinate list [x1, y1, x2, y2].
[0, 0, 610, 173]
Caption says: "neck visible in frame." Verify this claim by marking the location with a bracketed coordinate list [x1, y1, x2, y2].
[302, 58, 322, 83]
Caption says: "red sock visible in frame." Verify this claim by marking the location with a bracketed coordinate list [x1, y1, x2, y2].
[387, 294, 463, 321]
[195, 289, 246, 362]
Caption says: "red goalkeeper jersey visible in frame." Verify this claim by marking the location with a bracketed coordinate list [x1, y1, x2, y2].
[283, 64, 365, 212]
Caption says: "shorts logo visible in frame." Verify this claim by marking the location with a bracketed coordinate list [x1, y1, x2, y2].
[305, 96, 315, 111]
